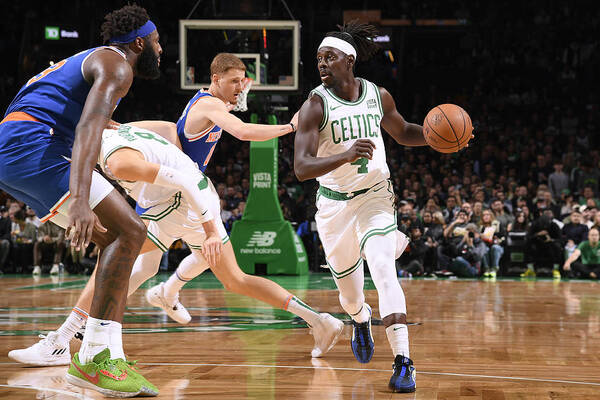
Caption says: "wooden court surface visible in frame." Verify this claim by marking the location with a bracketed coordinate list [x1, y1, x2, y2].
[0, 273, 599, 399]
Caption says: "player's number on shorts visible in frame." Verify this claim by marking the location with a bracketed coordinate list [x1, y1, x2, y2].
[351, 157, 368, 174]
[134, 130, 168, 145]
[26, 59, 68, 87]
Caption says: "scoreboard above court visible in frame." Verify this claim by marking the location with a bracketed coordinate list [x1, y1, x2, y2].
[179, 20, 300, 92]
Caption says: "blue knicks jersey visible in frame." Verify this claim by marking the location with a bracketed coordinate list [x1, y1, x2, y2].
[5, 46, 125, 147]
[176, 91, 223, 172]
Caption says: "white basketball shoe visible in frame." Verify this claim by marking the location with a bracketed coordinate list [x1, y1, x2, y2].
[8, 332, 70, 366]
[310, 313, 344, 358]
[146, 283, 192, 324]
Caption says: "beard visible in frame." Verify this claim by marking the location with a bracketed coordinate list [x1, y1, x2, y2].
[136, 42, 160, 80]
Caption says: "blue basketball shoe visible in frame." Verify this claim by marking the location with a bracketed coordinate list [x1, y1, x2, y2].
[388, 355, 416, 393]
[351, 304, 374, 363]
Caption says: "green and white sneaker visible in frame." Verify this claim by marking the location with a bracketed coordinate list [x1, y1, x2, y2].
[115, 358, 159, 396]
[66, 348, 158, 398]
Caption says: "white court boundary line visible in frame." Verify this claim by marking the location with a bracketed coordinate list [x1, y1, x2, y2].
[1, 361, 599, 387]
[0, 384, 94, 399]
[136, 362, 600, 387]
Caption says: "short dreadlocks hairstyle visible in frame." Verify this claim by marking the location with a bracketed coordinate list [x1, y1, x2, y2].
[325, 20, 379, 61]
[100, 4, 150, 44]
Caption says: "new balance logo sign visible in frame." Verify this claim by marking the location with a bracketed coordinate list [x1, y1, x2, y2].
[52, 348, 67, 355]
[247, 231, 277, 247]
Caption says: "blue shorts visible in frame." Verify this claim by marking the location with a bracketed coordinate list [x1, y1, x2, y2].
[0, 119, 114, 223]
[0, 120, 72, 220]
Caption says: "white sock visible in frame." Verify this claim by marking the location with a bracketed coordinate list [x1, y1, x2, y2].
[163, 253, 209, 301]
[109, 321, 126, 360]
[285, 295, 320, 326]
[128, 249, 163, 297]
[55, 307, 88, 345]
[386, 323, 410, 358]
[153, 165, 213, 221]
[79, 317, 113, 363]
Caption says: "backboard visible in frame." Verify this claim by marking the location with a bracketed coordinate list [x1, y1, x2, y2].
[179, 20, 300, 91]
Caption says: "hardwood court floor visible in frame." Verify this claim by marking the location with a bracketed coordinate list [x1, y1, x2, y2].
[1, 273, 599, 399]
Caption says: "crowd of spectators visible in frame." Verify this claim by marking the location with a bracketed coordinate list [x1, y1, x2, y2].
[0, 2, 599, 279]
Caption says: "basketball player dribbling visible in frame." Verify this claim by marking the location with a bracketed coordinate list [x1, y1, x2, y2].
[0, 4, 161, 397]
[9, 53, 344, 370]
[294, 21, 428, 393]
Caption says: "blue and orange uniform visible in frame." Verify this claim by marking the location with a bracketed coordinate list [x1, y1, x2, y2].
[0, 46, 125, 222]
[176, 90, 223, 172]
[135, 90, 223, 215]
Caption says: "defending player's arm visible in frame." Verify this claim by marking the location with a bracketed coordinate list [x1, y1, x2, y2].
[68, 50, 133, 250]
[294, 95, 375, 181]
[378, 87, 427, 147]
[187, 97, 297, 141]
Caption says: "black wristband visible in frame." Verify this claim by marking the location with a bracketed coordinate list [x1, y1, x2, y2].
[289, 122, 296, 132]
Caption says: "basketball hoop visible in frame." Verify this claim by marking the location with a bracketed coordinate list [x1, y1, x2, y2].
[233, 78, 253, 112]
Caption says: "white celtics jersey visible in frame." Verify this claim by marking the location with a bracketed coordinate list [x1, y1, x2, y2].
[99, 124, 203, 209]
[311, 78, 390, 192]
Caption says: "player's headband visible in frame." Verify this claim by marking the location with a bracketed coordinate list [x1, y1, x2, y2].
[318, 36, 357, 59]
[109, 20, 156, 44]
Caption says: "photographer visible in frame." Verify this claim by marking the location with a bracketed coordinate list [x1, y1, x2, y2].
[448, 224, 483, 278]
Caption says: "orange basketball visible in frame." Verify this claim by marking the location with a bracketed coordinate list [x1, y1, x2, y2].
[423, 104, 473, 153]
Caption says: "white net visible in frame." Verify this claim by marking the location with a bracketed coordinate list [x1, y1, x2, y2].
[233, 78, 253, 112]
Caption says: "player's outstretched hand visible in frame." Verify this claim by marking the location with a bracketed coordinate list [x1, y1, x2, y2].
[202, 233, 223, 267]
[345, 139, 376, 162]
[66, 199, 107, 251]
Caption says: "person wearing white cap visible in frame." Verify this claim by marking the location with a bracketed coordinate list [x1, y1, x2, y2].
[294, 20, 429, 393]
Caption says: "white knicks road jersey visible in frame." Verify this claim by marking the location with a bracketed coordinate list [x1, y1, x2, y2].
[311, 78, 390, 192]
[99, 124, 204, 209]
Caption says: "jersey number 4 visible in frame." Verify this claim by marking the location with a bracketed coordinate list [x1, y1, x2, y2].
[351, 157, 369, 174]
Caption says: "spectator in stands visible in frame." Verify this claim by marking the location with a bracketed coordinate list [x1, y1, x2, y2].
[479, 209, 505, 278]
[549, 161, 569, 200]
[32, 221, 65, 275]
[10, 209, 36, 273]
[443, 196, 460, 223]
[563, 227, 600, 279]
[397, 225, 429, 277]
[559, 189, 576, 218]
[491, 198, 513, 232]
[562, 208, 589, 246]
[522, 208, 563, 278]
[0, 206, 10, 273]
[24, 206, 40, 228]
[471, 201, 483, 225]
[579, 186, 600, 208]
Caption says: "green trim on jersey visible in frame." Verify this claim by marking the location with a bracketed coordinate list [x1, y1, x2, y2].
[140, 193, 182, 221]
[311, 90, 329, 131]
[324, 78, 368, 106]
[372, 81, 384, 116]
